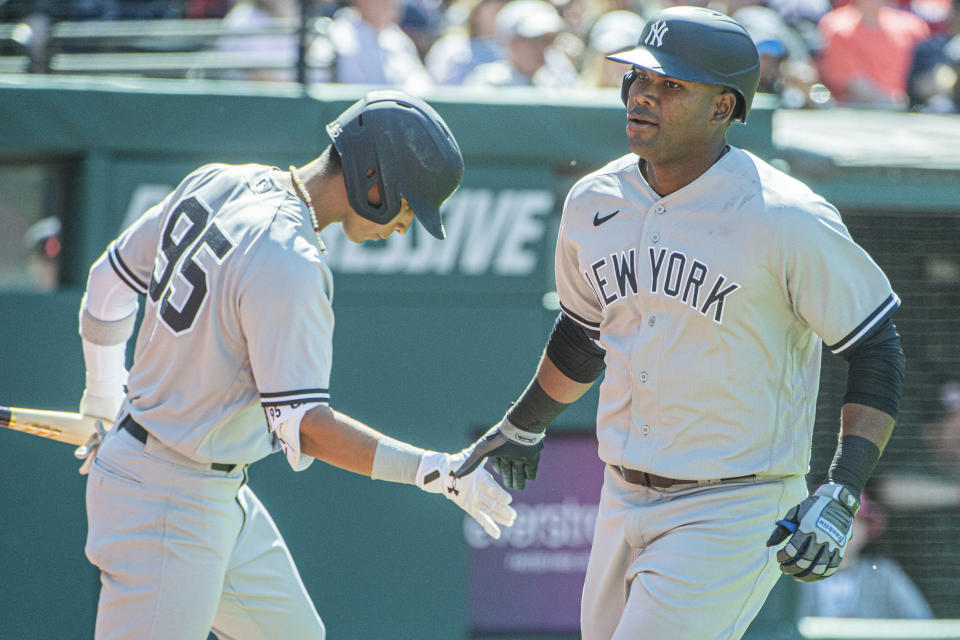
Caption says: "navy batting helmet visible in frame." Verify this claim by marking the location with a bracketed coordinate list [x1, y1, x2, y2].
[607, 7, 760, 123]
[326, 91, 464, 240]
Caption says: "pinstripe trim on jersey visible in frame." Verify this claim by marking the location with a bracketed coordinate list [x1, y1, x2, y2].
[827, 293, 901, 355]
[559, 302, 601, 340]
[108, 246, 148, 295]
[260, 388, 330, 407]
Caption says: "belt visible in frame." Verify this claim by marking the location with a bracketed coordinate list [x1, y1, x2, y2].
[119, 415, 238, 474]
[614, 465, 756, 489]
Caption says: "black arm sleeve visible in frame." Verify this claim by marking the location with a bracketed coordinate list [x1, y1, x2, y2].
[544, 312, 607, 384]
[840, 317, 905, 419]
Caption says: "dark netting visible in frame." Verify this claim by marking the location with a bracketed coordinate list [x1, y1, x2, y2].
[808, 209, 960, 618]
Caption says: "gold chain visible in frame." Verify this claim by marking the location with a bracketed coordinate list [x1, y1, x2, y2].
[289, 166, 322, 245]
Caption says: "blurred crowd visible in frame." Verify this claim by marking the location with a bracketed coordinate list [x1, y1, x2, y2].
[3, 0, 960, 112]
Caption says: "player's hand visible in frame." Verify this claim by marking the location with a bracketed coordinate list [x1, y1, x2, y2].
[452, 418, 545, 490]
[79, 389, 124, 423]
[416, 450, 517, 539]
[75, 419, 108, 475]
[766, 482, 860, 582]
[75, 390, 123, 475]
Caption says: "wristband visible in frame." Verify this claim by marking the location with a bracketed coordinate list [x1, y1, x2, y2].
[371, 437, 425, 485]
[80, 306, 137, 346]
[826, 434, 880, 496]
[505, 378, 569, 435]
[500, 416, 546, 445]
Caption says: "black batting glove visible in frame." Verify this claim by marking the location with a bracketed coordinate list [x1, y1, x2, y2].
[453, 418, 545, 490]
[766, 483, 860, 582]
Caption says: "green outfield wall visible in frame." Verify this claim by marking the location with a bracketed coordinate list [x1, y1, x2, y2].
[1, 76, 958, 640]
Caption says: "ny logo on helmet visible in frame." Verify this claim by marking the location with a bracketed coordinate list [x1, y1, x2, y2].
[644, 20, 669, 47]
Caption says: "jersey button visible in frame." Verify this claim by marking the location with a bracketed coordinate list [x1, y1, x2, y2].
[641, 424, 651, 435]
[639, 371, 648, 382]
[651, 232, 660, 243]
[655, 205, 665, 214]
[648, 315, 656, 326]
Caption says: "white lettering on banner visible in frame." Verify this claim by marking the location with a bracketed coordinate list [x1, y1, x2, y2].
[463, 498, 598, 550]
[504, 550, 591, 573]
[320, 188, 554, 276]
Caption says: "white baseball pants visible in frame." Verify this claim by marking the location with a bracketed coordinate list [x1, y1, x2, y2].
[85, 426, 325, 640]
[581, 466, 807, 640]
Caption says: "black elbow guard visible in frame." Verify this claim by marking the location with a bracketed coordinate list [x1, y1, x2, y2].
[545, 313, 606, 384]
[842, 318, 905, 419]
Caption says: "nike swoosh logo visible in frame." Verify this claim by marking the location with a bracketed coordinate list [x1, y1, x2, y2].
[593, 210, 620, 226]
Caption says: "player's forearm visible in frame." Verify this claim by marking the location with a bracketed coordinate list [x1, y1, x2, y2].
[504, 353, 591, 435]
[839, 402, 895, 451]
[536, 353, 595, 404]
[824, 402, 895, 495]
[825, 318, 903, 494]
[298, 406, 441, 486]
[299, 406, 385, 476]
[506, 312, 605, 433]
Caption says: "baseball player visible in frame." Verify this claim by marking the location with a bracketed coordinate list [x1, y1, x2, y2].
[456, 8, 905, 640]
[75, 91, 516, 639]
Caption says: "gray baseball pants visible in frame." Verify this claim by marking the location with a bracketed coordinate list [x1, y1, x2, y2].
[581, 465, 807, 640]
[85, 426, 324, 640]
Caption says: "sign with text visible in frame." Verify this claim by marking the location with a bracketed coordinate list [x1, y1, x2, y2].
[320, 188, 555, 277]
[464, 431, 605, 634]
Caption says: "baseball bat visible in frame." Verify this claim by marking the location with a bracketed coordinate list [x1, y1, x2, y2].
[0, 406, 113, 446]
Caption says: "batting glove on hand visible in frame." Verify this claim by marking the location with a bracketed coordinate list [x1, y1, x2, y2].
[75, 390, 123, 476]
[417, 451, 517, 539]
[452, 418, 545, 490]
[766, 482, 860, 582]
[79, 389, 124, 423]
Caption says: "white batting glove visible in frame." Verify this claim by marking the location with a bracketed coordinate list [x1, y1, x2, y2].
[79, 389, 124, 423]
[416, 451, 517, 539]
[75, 390, 124, 475]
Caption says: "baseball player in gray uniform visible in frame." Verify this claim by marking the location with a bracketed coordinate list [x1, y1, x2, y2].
[75, 91, 516, 639]
[456, 8, 905, 639]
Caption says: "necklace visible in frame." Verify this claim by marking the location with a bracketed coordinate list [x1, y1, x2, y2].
[289, 166, 323, 246]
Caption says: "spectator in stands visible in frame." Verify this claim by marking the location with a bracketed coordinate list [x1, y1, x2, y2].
[216, 0, 299, 82]
[321, 0, 434, 91]
[425, 0, 507, 85]
[71, 0, 182, 20]
[735, 5, 826, 108]
[910, 0, 955, 32]
[579, 9, 645, 88]
[22, 216, 61, 292]
[2, 0, 179, 20]
[908, 0, 960, 112]
[877, 381, 960, 617]
[764, 0, 831, 58]
[398, 0, 441, 59]
[463, 0, 579, 87]
[184, 0, 232, 19]
[795, 492, 934, 620]
[816, 0, 930, 108]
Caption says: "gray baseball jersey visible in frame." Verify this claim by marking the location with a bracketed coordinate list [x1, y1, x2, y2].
[555, 147, 899, 480]
[107, 163, 333, 465]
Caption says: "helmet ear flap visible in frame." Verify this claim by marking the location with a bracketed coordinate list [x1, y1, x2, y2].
[620, 69, 637, 106]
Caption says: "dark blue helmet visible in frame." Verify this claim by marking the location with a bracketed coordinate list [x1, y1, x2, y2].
[608, 7, 760, 123]
[326, 91, 464, 239]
